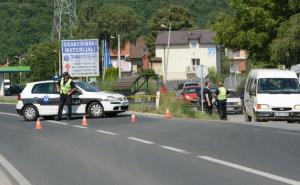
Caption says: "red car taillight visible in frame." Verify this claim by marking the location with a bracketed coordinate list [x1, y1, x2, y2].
[17, 94, 22, 100]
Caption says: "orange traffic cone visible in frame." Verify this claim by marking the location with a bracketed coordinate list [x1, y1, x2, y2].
[131, 112, 136, 123]
[81, 115, 88, 127]
[165, 108, 172, 119]
[35, 118, 42, 130]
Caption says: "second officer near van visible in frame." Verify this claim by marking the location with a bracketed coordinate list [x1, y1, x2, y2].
[215, 81, 229, 120]
[56, 72, 77, 121]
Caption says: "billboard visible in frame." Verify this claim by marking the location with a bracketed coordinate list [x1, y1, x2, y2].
[62, 39, 99, 77]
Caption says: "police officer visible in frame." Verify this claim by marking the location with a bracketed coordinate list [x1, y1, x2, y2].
[56, 72, 76, 121]
[215, 81, 228, 120]
[203, 81, 213, 115]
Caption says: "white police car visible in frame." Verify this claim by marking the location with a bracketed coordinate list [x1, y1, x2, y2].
[16, 80, 129, 121]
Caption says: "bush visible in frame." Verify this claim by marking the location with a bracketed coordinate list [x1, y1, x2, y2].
[129, 91, 218, 120]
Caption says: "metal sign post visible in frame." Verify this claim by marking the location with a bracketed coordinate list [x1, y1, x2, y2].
[195, 65, 208, 113]
[201, 65, 204, 113]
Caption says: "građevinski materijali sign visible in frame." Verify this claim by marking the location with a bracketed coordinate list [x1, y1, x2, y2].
[62, 39, 99, 77]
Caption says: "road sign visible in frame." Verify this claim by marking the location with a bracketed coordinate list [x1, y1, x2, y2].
[230, 66, 235, 73]
[62, 39, 99, 77]
[195, 65, 208, 79]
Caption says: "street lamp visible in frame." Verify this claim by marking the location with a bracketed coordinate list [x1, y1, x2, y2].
[14, 56, 24, 84]
[111, 34, 121, 78]
[160, 23, 171, 84]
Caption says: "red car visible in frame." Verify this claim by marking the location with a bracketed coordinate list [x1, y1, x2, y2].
[180, 86, 201, 105]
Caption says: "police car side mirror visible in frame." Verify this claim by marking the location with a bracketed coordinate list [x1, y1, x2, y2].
[249, 89, 256, 96]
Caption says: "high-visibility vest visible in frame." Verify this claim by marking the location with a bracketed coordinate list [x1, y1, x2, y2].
[60, 78, 72, 94]
[217, 87, 227, 100]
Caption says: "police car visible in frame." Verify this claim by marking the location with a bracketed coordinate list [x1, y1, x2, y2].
[16, 80, 129, 121]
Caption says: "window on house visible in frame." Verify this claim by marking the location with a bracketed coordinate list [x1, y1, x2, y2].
[192, 59, 200, 66]
[190, 41, 197, 48]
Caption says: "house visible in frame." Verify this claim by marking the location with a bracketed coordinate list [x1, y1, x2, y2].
[109, 37, 149, 75]
[154, 30, 221, 80]
[225, 49, 247, 74]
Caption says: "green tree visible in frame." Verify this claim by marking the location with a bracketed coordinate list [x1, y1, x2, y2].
[271, 13, 300, 68]
[23, 41, 59, 82]
[146, 5, 194, 57]
[75, 3, 142, 49]
[213, 0, 300, 64]
[0, 1, 52, 63]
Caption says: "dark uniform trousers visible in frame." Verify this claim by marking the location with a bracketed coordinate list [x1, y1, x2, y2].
[217, 99, 227, 120]
[57, 94, 72, 119]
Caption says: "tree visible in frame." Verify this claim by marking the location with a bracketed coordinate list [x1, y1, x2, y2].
[23, 41, 59, 82]
[146, 5, 194, 57]
[213, 0, 300, 64]
[271, 13, 300, 68]
[0, 1, 52, 63]
[75, 3, 142, 49]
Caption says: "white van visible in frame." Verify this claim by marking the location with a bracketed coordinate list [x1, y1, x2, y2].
[244, 69, 300, 122]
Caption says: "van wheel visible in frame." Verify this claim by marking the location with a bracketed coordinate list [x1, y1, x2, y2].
[22, 105, 39, 121]
[87, 102, 104, 118]
[244, 113, 252, 122]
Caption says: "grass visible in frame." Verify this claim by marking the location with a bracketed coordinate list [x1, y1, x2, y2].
[0, 97, 18, 104]
[129, 91, 219, 120]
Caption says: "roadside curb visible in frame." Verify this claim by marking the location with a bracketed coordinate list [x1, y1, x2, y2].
[129, 111, 300, 131]
[0, 102, 16, 105]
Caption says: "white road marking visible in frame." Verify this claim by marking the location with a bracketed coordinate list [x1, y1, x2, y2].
[128, 137, 154, 144]
[0, 112, 19, 117]
[159, 145, 191, 154]
[48, 120, 69, 126]
[275, 131, 300, 136]
[72, 125, 88, 129]
[198, 156, 300, 185]
[96, 130, 119, 136]
[0, 153, 32, 185]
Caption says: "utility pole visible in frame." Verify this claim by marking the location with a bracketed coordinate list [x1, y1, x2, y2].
[52, 0, 77, 75]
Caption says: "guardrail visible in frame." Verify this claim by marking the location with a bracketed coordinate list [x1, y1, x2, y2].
[127, 95, 156, 105]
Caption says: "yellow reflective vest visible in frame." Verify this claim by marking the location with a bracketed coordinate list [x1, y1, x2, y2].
[217, 87, 227, 100]
[60, 78, 72, 94]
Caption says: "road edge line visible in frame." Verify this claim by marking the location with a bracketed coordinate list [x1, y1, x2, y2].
[0, 153, 32, 185]
[198, 155, 300, 185]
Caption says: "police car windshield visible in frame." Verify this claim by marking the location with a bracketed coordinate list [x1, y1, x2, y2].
[75, 82, 101, 92]
[257, 78, 300, 94]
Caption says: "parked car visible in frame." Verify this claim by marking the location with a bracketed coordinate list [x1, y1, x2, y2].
[226, 90, 243, 114]
[4, 79, 11, 96]
[10, 84, 25, 95]
[244, 69, 300, 122]
[16, 80, 129, 121]
[180, 86, 201, 106]
[176, 82, 200, 96]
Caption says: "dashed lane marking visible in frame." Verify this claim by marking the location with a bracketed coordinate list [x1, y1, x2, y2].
[159, 145, 191, 154]
[96, 130, 119, 136]
[0, 153, 32, 185]
[72, 125, 88, 129]
[128, 137, 154, 144]
[198, 156, 300, 185]
[47, 120, 69, 126]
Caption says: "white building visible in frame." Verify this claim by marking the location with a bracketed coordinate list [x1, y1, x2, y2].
[154, 30, 220, 80]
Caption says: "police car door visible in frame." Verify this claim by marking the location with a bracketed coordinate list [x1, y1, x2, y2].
[71, 91, 84, 114]
[31, 82, 60, 115]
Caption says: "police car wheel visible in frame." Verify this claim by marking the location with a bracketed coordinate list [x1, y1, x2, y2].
[88, 102, 104, 118]
[23, 105, 39, 121]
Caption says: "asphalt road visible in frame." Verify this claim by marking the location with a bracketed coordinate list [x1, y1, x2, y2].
[0, 104, 300, 185]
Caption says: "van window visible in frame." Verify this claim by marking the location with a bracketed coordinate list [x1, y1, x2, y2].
[246, 78, 254, 92]
[257, 78, 300, 94]
[251, 79, 257, 91]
